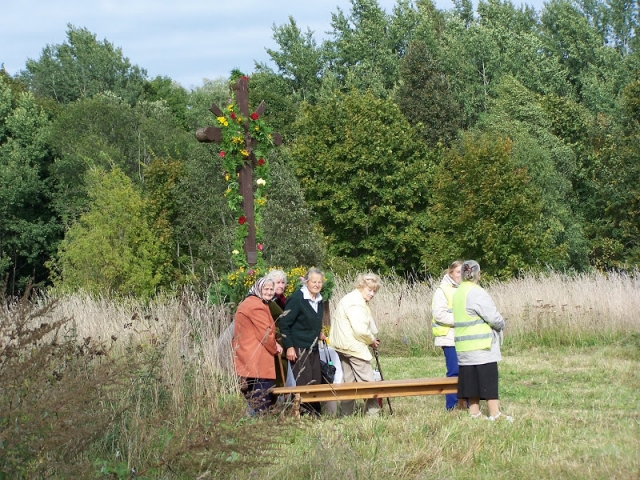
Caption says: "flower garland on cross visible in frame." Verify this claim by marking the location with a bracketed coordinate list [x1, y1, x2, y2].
[195, 75, 281, 269]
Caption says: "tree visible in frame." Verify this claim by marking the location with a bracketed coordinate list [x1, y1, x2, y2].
[0, 76, 60, 293]
[264, 17, 324, 103]
[425, 133, 554, 279]
[289, 89, 434, 274]
[395, 40, 462, 147]
[21, 25, 147, 105]
[50, 166, 172, 298]
[47, 92, 192, 224]
[322, 0, 401, 95]
[260, 150, 325, 268]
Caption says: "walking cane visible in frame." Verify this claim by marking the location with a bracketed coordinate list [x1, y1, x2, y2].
[373, 348, 393, 415]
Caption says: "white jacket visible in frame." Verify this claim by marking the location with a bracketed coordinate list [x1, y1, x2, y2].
[431, 274, 458, 347]
[329, 289, 378, 361]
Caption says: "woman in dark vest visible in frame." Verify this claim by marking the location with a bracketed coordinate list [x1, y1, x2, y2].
[279, 267, 325, 415]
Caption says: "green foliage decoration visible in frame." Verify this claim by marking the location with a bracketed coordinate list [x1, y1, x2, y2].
[215, 79, 276, 270]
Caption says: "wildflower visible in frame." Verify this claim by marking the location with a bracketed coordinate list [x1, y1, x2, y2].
[250, 112, 259, 120]
[232, 250, 240, 255]
[230, 112, 237, 120]
[240, 149, 249, 157]
[257, 158, 265, 166]
[217, 116, 228, 127]
[224, 172, 230, 181]
[219, 151, 225, 158]
[257, 243, 264, 251]
[227, 104, 234, 112]
[256, 178, 266, 186]
[238, 216, 247, 225]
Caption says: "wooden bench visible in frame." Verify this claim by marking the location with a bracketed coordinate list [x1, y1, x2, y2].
[272, 377, 457, 417]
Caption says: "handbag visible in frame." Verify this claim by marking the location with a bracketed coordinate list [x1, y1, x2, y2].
[319, 341, 336, 384]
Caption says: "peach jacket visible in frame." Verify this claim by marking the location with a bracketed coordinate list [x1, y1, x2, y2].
[232, 295, 279, 379]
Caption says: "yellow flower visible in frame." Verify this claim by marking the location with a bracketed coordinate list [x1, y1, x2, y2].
[217, 116, 228, 127]
[224, 173, 230, 181]
[227, 105, 234, 112]
[224, 188, 231, 196]
[232, 250, 239, 255]
[240, 149, 249, 157]
[255, 126, 260, 131]
[256, 198, 266, 206]
[232, 136, 243, 144]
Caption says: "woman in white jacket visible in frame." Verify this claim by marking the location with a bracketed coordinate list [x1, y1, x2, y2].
[329, 273, 382, 416]
[431, 260, 464, 411]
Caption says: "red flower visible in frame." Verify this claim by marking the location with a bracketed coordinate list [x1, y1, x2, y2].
[241, 75, 249, 82]
[257, 243, 264, 251]
[230, 112, 236, 120]
[219, 151, 225, 158]
[250, 112, 259, 120]
[238, 216, 247, 225]
[257, 158, 265, 166]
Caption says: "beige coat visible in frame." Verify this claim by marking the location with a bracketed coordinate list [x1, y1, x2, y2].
[232, 295, 279, 379]
[329, 289, 378, 361]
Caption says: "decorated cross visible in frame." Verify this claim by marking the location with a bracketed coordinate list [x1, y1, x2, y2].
[195, 76, 281, 267]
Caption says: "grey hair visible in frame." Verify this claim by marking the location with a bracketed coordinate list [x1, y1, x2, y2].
[266, 269, 287, 285]
[305, 267, 324, 280]
[354, 272, 382, 292]
[461, 260, 481, 282]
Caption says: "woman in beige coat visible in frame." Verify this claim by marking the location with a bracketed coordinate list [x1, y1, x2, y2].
[232, 276, 283, 414]
[329, 273, 382, 416]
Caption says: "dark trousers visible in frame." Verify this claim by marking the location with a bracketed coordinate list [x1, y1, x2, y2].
[442, 346, 460, 410]
[243, 378, 276, 413]
[290, 347, 322, 415]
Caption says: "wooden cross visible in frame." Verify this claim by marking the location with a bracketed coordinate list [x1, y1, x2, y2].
[195, 76, 281, 266]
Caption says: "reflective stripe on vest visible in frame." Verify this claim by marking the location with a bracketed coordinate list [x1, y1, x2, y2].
[432, 283, 455, 337]
[452, 282, 492, 352]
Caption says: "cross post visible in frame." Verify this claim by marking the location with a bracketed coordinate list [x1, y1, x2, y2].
[195, 76, 281, 266]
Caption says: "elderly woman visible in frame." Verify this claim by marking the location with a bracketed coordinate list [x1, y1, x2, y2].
[266, 269, 287, 311]
[279, 267, 325, 415]
[452, 260, 512, 421]
[431, 260, 465, 411]
[232, 276, 283, 415]
[329, 273, 382, 416]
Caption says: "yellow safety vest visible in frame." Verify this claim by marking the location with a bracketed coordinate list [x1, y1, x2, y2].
[452, 282, 492, 352]
[432, 283, 455, 337]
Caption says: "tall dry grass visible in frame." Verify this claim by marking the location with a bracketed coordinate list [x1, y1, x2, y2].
[48, 270, 639, 385]
[332, 270, 640, 351]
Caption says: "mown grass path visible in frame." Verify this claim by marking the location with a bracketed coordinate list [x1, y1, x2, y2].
[261, 346, 639, 480]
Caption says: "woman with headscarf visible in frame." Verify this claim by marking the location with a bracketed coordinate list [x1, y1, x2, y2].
[453, 260, 512, 421]
[232, 276, 283, 414]
[431, 260, 465, 411]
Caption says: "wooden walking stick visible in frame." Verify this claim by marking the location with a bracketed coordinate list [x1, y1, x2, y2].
[373, 348, 393, 415]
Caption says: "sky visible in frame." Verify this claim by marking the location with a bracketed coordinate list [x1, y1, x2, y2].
[2, 0, 546, 90]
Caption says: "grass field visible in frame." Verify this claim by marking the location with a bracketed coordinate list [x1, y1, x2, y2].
[259, 344, 639, 480]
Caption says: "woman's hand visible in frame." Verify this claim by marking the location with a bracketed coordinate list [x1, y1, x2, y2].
[319, 331, 326, 342]
[286, 346, 297, 362]
[276, 343, 283, 355]
[371, 338, 380, 350]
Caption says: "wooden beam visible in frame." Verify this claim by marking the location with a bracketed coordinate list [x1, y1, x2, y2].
[272, 377, 457, 403]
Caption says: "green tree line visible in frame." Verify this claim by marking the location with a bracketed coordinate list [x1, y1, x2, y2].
[1, 0, 638, 297]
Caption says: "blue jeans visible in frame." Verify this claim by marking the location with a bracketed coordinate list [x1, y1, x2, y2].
[442, 346, 459, 410]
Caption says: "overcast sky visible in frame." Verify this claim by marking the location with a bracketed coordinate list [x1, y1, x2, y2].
[2, 0, 546, 90]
